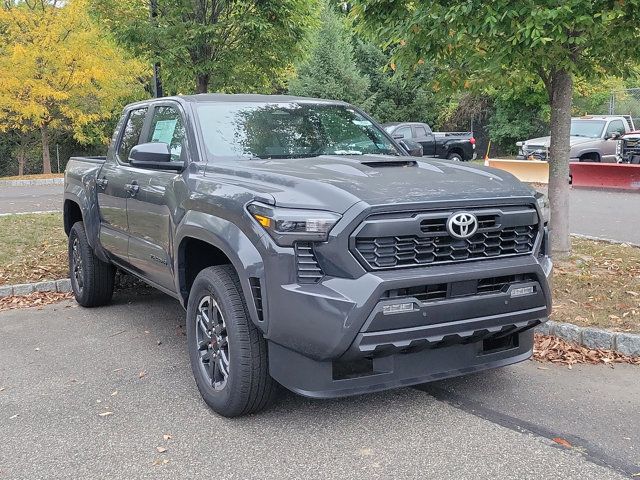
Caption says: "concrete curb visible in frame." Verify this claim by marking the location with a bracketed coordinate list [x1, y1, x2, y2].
[0, 177, 64, 187]
[536, 320, 640, 357]
[0, 278, 71, 297]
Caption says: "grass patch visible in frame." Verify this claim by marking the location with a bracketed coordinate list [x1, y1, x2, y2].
[0, 213, 67, 285]
[553, 238, 640, 333]
[0, 173, 63, 180]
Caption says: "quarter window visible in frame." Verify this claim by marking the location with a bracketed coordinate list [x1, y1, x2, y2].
[148, 106, 186, 162]
[117, 108, 147, 163]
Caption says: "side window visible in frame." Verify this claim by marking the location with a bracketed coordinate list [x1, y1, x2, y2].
[606, 120, 625, 136]
[147, 106, 186, 162]
[117, 108, 147, 162]
[414, 126, 428, 138]
[395, 126, 412, 139]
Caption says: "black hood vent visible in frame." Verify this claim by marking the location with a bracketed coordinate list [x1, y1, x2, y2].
[361, 160, 417, 168]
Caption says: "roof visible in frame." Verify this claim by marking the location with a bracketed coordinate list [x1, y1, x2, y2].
[575, 115, 627, 120]
[129, 94, 350, 107]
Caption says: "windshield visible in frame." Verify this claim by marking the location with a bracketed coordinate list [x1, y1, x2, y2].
[570, 119, 605, 138]
[195, 102, 400, 159]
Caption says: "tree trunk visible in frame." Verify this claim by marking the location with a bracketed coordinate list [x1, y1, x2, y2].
[40, 123, 52, 174]
[196, 73, 210, 93]
[17, 151, 25, 176]
[547, 69, 573, 259]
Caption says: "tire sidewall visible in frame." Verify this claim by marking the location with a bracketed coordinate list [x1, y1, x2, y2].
[448, 153, 463, 162]
[68, 224, 89, 305]
[186, 270, 245, 413]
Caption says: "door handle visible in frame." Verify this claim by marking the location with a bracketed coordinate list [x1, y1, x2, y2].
[124, 181, 139, 197]
[96, 177, 108, 190]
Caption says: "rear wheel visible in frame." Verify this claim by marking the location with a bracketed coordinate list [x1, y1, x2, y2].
[447, 152, 463, 162]
[68, 221, 115, 307]
[186, 265, 277, 417]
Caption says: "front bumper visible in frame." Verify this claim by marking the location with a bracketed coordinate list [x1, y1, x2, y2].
[265, 253, 552, 398]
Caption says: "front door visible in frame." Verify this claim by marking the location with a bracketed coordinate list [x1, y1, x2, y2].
[127, 104, 187, 292]
[97, 107, 147, 261]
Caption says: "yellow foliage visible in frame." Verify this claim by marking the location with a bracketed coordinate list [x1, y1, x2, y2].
[0, 0, 149, 144]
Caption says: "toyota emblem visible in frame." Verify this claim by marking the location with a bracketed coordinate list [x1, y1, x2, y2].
[447, 212, 478, 239]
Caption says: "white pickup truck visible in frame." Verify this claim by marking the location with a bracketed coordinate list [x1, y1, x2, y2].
[517, 115, 635, 163]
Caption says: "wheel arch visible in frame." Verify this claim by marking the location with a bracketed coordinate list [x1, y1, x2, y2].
[175, 212, 265, 327]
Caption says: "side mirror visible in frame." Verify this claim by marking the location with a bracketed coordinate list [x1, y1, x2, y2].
[399, 139, 423, 157]
[129, 142, 182, 171]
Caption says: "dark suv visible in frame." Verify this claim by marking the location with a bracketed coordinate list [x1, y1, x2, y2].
[63, 95, 551, 417]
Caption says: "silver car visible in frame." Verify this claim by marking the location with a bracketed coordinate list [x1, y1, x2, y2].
[517, 116, 633, 162]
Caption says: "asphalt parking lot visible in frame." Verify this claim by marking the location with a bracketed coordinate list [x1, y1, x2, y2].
[1, 290, 638, 479]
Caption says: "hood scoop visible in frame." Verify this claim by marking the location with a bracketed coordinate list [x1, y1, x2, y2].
[361, 159, 417, 168]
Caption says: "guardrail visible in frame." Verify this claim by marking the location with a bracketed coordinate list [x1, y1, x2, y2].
[570, 162, 640, 191]
[484, 159, 549, 183]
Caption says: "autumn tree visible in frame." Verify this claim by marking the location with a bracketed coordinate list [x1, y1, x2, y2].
[352, 0, 640, 257]
[94, 0, 320, 95]
[0, 0, 148, 173]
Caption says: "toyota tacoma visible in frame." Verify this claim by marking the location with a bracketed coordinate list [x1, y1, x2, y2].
[63, 94, 552, 417]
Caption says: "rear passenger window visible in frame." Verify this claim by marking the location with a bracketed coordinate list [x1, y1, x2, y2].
[117, 108, 147, 163]
[415, 126, 428, 137]
[148, 106, 186, 162]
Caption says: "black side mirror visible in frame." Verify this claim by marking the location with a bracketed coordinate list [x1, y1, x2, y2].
[129, 142, 182, 170]
[399, 139, 423, 157]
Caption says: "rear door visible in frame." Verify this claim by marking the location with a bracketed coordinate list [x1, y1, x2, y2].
[126, 103, 187, 292]
[97, 107, 148, 261]
[412, 124, 436, 155]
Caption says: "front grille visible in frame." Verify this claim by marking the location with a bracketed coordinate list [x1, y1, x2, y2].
[381, 274, 537, 303]
[353, 206, 539, 270]
[294, 242, 323, 283]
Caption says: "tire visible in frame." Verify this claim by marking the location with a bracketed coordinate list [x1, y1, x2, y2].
[68, 221, 115, 307]
[447, 152, 463, 162]
[186, 265, 277, 417]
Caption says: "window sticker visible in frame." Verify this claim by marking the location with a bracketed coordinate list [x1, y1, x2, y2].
[151, 119, 178, 144]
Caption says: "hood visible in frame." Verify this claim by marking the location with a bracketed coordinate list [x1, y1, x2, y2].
[202, 155, 535, 213]
[524, 136, 596, 148]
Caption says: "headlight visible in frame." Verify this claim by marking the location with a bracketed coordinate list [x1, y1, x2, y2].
[247, 202, 341, 247]
[535, 192, 550, 224]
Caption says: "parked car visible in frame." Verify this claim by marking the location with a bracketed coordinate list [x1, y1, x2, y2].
[517, 115, 634, 162]
[63, 94, 552, 417]
[382, 122, 477, 161]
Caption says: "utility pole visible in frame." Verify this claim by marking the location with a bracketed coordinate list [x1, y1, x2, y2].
[150, 0, 163, 98]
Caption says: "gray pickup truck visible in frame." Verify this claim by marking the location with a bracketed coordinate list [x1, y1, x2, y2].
[64, 94, 552, 417]
[517, 115, 634, 162]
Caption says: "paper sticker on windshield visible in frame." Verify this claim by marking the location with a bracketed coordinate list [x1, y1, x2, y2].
[352, 120, 372, 126]
[151, 119, 177, 144]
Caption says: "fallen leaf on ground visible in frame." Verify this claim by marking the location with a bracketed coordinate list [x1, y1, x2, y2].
[139, 370, 147, 379]
[163, 434, 172, 441]
[152, 459, 169, 466]
[98, 412, 113, 417]
[9, 414, 19, 419]
[0, 291, 73, 312]
[552, 437, 572, 448]
[111, 390, 118, 396]
[156, 446, 167, 453]
[533, 334, 640, 366]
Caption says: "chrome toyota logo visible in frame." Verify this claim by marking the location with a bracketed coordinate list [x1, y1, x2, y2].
[447, 212, 478, 239]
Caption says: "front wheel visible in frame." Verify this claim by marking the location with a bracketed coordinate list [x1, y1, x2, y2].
[186, 265, 277, 417]
[68, 221, 115, 307]
[447, 152, 463, 162]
